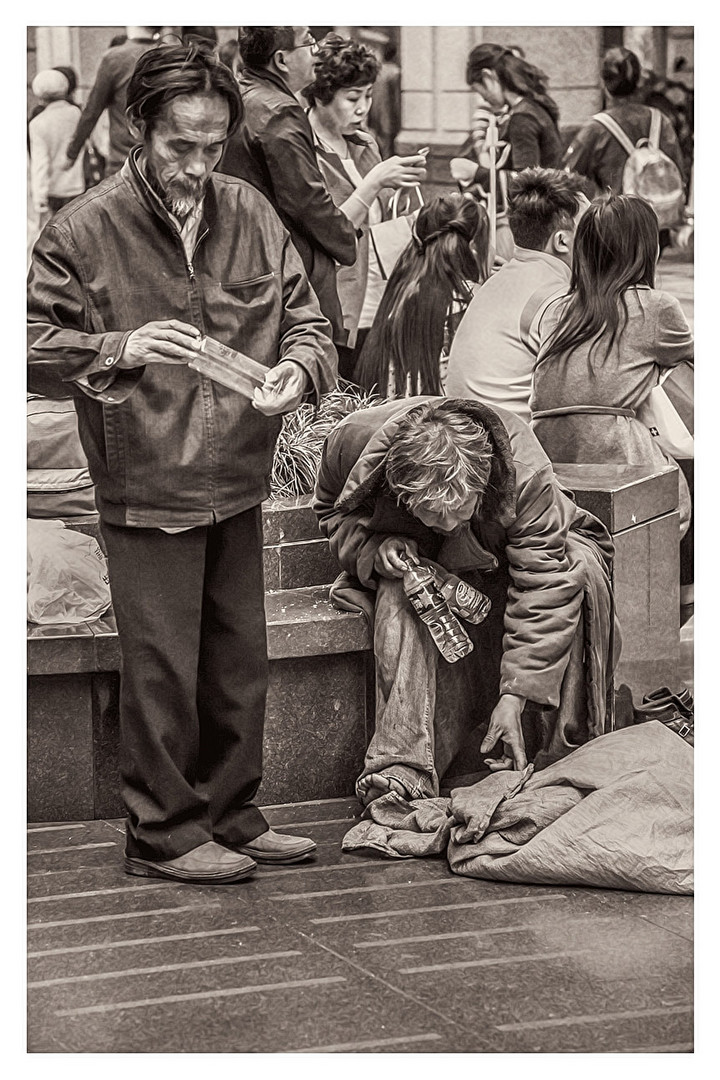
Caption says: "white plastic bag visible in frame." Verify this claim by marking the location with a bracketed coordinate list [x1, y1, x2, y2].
[637, 383, 694, 460]
[27, 519, 111, 624]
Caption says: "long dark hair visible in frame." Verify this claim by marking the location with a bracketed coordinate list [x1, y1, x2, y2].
[355, 193, 489, 397]
[466, 43, 559, 125]
[540, 194, 659, 365]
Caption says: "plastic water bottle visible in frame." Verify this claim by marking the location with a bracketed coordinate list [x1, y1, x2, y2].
[402, 563, 474, 663]
[435, 570, 492, 626]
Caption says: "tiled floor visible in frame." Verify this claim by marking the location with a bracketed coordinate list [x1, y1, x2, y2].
[27, 797, 693, 1054]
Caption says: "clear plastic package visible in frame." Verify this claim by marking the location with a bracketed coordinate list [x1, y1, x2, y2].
[189, 335, 268, 398]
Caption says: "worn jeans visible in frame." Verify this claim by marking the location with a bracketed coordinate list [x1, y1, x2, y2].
[101, 508, 270, 860]
[360, 567, 588, 799]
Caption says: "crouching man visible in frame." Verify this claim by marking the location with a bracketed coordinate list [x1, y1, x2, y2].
[27, 44, 337, 883]
[314, 398, 617, 805]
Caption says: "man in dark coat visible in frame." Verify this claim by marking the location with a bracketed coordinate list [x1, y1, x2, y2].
[29, 44, 334, 884]
[221, 26, 358, 346]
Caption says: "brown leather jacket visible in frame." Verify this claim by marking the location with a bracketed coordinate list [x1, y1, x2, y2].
[27, 150, 337, 527]
[221, 66, 358, 345]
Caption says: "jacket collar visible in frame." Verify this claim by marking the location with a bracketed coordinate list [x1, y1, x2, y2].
[239, 64, 299, 103]
[336, 397, 517, 528]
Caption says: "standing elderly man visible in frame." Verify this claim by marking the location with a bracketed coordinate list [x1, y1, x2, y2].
[314, 398, 616, 805]
[28, 44, 336, 884]
[221, 26, 358, 347]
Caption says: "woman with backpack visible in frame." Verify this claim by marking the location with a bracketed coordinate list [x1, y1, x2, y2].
[354, 192, 490, 398]
[530, 193, 693, 534]
[562, 47, 687, 250]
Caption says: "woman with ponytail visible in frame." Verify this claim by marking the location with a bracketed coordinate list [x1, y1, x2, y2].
[531, 193, 693, 530]
[354, 192, 490, 398]
[465, 43, 562, 171]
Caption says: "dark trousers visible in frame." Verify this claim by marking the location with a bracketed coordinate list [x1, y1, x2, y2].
[101, 507, 269, 860]
[337, 327, 371, 383]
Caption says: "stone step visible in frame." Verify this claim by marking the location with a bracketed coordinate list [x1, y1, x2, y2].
[27, 585, 373, 821]
[58, 496, 339, 591]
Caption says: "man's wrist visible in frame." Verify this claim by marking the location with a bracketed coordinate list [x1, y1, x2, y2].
[499, 692, 526, 711]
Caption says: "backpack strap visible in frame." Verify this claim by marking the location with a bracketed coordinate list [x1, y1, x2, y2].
[519, 284, 567, 351]
[649, 106, 663, 149]
[592, 111, 636, 156]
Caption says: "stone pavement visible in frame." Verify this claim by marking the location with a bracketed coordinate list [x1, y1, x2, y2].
[27, 799, 693, 1054]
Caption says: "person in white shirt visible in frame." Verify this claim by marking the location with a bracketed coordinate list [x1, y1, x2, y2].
[444, 168, 590, 422]
[29, 69, 86, 226]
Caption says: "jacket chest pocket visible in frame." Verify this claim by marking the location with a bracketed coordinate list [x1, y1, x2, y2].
[203, 273, 280, 343]
[222, 271, 277, 290]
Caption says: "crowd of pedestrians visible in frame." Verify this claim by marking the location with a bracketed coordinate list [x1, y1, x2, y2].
[27, 27, 693, 884]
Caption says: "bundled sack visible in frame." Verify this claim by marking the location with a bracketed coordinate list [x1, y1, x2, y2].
[344, 722, 692, 894]
[27, 519, 111, 625]
[449, 722, 692, 895]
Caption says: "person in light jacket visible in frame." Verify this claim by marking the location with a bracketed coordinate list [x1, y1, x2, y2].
[29, 70, 86, 224]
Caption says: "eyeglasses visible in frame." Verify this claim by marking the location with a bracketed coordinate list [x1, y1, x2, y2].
[289, 35, 319, 56]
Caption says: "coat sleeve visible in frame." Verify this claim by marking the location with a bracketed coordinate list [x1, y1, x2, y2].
[561, 121, 601, 188]
[508, 111, 543, 170]
[499, 464, 588, 706]
[260, 107, 358, 267]
[313, 427, 386, 589]
[27, 220, 142, 402]
[660, 112, 688, 185]
[654, 294, 694, 368]
[277, 233, 338, 401]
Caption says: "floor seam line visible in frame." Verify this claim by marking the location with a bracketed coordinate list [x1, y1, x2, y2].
[300, 932, 462, 1029]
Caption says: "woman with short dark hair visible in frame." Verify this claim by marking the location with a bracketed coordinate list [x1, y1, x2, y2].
[306, 34, 427, 377]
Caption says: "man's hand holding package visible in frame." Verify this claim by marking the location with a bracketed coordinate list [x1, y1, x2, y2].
[119, 319, 202, 368]
[252, 360, 309, 415]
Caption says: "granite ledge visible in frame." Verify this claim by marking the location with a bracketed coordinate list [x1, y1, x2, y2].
[28, 586, 371, 675]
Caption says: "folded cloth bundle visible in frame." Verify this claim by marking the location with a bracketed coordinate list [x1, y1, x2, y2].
[343, 723, 693, 895]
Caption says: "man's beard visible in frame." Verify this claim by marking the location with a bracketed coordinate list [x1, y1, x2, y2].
[166, 182, 204, 218]
[144, 160, 205, 218]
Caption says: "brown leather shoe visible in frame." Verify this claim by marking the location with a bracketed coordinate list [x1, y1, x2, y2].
[124, 841, 257, 883]
[231, 828, 317, 864]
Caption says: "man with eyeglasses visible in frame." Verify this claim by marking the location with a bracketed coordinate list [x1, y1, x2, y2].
[221, 26, 357, 348]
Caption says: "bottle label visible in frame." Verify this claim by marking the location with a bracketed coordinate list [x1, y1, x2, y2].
[407, 584, 444, 619]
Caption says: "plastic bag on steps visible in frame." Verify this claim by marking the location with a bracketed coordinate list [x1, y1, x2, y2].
[27, 519, 111, 624]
